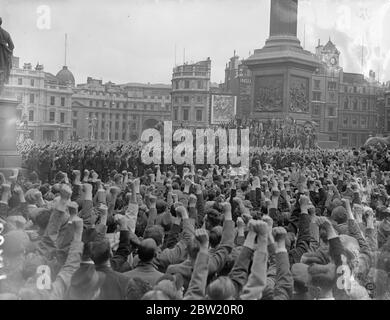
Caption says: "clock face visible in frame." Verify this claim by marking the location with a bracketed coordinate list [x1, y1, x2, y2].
[330, 57, 337, 66]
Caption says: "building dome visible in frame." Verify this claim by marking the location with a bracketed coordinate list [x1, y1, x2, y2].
[56, 66, 75, 86]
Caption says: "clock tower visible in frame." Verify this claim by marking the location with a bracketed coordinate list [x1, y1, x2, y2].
[315, 38, 340, 69]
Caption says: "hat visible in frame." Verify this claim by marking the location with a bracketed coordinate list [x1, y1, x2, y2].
[331, 206, 348, 224]
[3, 230, 30, 257]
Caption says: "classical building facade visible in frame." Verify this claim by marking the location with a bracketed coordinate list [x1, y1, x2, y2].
[171, 58, 211, 128]
[71, 78, 171, 142]
[381, 88, 390, 134]
[5, 57, 73, 142]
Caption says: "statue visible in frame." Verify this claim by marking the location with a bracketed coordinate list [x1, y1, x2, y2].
[0, 17, 14, 94]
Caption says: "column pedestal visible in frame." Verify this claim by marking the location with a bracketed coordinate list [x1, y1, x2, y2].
[0, 96, 22, 177]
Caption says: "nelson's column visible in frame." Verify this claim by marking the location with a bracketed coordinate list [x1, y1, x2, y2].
[244, 0, 320, 124]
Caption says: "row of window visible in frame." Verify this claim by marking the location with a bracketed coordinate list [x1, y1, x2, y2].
[343, 98, 369, 110]
[313, 80, 338, 91]
[342, 117, 369, 128]
[26, 93, 67, 107]
[173, 80, 206, 90]
[80, 112, 138, 121]
[18, 78, 36, 87]
[173, 108, 203, 122]
[73, 119, 137, 130]
[312, 105, 336, 117]
[173, 95, 207, 104]
[84, 100, 170, 111]
[28, 110, 66, 123]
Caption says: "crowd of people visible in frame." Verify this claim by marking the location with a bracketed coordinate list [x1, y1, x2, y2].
[214, 118, 318, 149]
[0, 138, 390, 300]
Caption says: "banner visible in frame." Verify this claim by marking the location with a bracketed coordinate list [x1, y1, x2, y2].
[210, 94, 237, 125]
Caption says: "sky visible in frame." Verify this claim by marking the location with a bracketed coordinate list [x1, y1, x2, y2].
[2, 0, 390, 85]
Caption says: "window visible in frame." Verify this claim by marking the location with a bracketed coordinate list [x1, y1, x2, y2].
[363, 87, 366, 94]
[387, 97, 390, 105]
[353, 99, 358, 110]
[102, 113, 106, 119]
[196, 109, 203, 122]
[50, 96, 55, 106]
[361, 117, 367, 128]
[197, 96, 202, 103]
[175, 81, 179, 90]
[115, 132, 119, 140]
[122, 122, 126, 129]
[352, 118, 358, 127]
[312, 105, 320, 115]
[328, 121, 333, 132]
[18, 78, 22, 85]
[73, 119, 77, 128]
[174, 97, 179, 103]
[60, 112, 65, 123]
[313, 92, 321, 101]
[30, 79, 35, 87]
[29, 94, 34, 103]
[343, 118, 348, 127]
[89, 101, 93, 107]
[344, 98, 349, 109]
[314, 80, 320, 90]
[28, 110, 34, 121]
[183, 96, 189, 103]
[362, 99, 367, 111]
[133, 115, 137, 120]
[174, 108, 178, 121]
[354, 87, 357, 93]
[197, 80, 203, 89]
[328, 81, 337, 90]
[184, 80, 190, 89]
[344, 86, 348, 93]
[61, 97, 65, 107]
[144, 104, 147, 110]
[96, 101, 99, 107]
[49, 111, 55, 122]
[183, 109, 189, 121]
[328, 106, 335, 117]
[116, 114, 120, 120]
[89, 112, 93, 118]
[101, 132, 105, 140]
[131, 123, 136, 130]
[101, 121, 105, 129]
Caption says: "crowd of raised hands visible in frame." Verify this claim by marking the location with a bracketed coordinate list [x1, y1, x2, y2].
[0, 145, 390, 300]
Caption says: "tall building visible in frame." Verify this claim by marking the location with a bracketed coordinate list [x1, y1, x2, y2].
[171, 58, 211, 128]
[222, 54, 252, 117]
[71, 78, 171, 141]
[338, 71, 383, 148]
[5, 57, 73, 142]
[382, 87, 390, 134]
[312, 39, 343, 144]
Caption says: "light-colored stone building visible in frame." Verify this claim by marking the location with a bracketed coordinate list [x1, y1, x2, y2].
[171, 58, 211, 128]
[5, 57, 73, 142]
[71, 78, 171, 142]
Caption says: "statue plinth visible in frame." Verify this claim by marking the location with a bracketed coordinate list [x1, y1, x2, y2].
[0, 94, 22, 174]
[243, 0, 320, 123]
